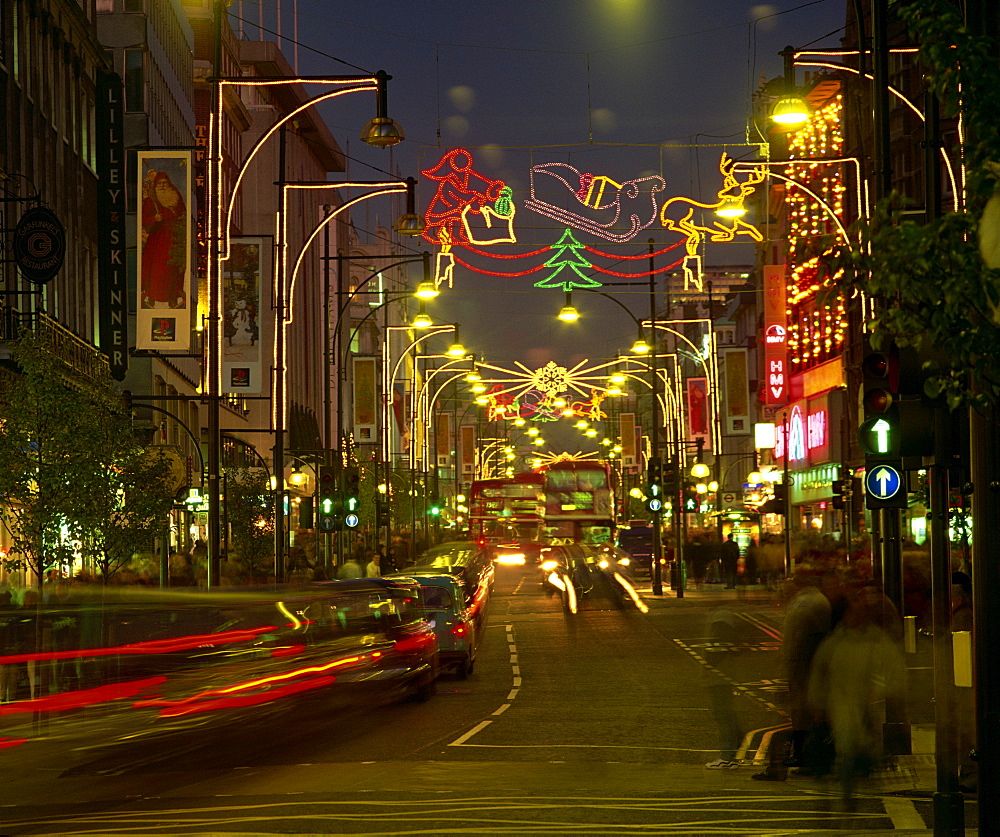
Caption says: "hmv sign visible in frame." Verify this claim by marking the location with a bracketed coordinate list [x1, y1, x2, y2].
[762, 266, 788, 406]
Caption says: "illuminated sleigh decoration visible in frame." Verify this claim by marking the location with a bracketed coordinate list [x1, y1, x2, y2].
[524, 163, 665, 243]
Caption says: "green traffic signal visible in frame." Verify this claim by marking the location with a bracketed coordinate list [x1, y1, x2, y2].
[858, 415, 897, 456]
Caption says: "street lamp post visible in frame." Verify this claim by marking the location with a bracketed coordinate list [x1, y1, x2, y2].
[206, 2, 409, 586]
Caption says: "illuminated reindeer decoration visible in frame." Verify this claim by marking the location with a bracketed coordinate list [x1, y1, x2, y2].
[660, 153, 766, 290]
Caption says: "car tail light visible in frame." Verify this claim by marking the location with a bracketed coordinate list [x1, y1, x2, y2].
[450, 620, 469, 638]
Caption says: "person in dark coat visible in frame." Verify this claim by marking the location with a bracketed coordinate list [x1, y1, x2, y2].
[721, 534, 740, 590]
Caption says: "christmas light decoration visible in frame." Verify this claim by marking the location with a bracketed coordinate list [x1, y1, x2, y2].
[433, 233, 456, 290]
[421, 148, 508, 245]
[782, 92, 848, 370]
[460, 185, 517, 245]
[524, 163, 665, 242]
[659, 153, 766, 291]
[534, 229, 603, 292]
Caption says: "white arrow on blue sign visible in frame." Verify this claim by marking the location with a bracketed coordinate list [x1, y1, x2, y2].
[865, 464, 902, 500]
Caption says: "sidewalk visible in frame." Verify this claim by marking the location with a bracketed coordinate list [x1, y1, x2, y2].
[633, 578, 970, 818]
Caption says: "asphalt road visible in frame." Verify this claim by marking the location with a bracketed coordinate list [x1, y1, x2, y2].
[0, 567, 958, 835]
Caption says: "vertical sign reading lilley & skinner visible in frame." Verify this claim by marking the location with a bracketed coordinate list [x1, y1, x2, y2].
[96, 70, 128, 379]
[136, 151, 192, 351]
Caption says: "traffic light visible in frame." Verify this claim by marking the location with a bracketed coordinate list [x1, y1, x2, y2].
[831, 479, 847, 510]
[682, 485, 699, 512]
[342, 465, 360, 528]
[662, 460, 679, 494]
[759, 481, 787, 515]
[317, 466, 339, 532]
[859, 343, 906, 509]
[376, 494, 389, 529]
[428, 497, 441, 516]
[646, 456, 663, 513]
[299, 496, 314, 529]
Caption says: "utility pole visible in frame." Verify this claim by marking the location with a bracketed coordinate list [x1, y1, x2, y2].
[649, 239, 663, 595]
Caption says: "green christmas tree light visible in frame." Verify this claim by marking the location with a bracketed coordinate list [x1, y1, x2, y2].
[534, 229, 602, 292]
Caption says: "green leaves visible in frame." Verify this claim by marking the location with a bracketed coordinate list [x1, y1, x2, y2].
[822, 0, 1000, 410]
[0, 331, 174, 583]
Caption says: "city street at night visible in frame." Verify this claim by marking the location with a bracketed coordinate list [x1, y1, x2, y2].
[2, 1, 999, 834]
[1, 567, 967, 834]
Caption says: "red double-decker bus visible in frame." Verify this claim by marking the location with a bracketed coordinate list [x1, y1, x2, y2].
[540, 460, 615, 546]
[468, 473, 546, 545]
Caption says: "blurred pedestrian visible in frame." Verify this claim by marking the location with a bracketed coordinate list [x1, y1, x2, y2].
[702, 607, 744, 769]
[365, 552, 381, 578]
[745, 537, 759, 586]
[721, 534, 740, 590]
[952, 571, 976, 791]
[336, 557, 363, 580]
[807, 585, 906, 804]
[754, 565, 831, 781]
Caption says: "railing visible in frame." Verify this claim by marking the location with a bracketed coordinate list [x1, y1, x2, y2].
[1, 310, 109, 381]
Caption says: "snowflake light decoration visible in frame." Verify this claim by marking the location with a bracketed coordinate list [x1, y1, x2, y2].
[530, 361, 572, 395]
[473, 358, 618, 424]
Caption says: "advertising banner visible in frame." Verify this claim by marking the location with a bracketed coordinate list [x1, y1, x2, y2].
[136, 151, 192, 351]
[352, 356, 378, 443]
[435, 412, 452, 466]
[223, 238, 265, 393]
[686, 377, 710, 448]
[619, 413, 637, 467]
[721, 347, 750, 435]
[96, 69, 127, 379]
[460, 424, 476, 475]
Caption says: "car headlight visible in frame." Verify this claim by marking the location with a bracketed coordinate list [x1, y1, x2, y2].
[540, 560, 558, 571]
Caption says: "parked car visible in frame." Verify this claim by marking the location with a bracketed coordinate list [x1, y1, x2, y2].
[409, 541, 495, 606]
[386, 571, 481, 679]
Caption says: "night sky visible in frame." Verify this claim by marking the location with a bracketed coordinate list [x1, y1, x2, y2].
[236, 0, 847, 375]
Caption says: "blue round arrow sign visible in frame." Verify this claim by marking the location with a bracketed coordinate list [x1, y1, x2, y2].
[865, 464, 902, 500]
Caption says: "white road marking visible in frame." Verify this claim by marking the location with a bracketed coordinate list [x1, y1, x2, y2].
[883, 797, 926, 829]
[448, 720, 492, 746]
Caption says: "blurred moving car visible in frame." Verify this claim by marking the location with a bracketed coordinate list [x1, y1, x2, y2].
[488, 540, 545, 569]
[386, 572, 481, 678]
[616, 521, 655, 576]
[0, 579, 439, 764]
[539, 542, 648, 614]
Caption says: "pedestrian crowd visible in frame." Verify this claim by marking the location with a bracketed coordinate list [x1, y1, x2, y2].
[699, 556, 967, 807]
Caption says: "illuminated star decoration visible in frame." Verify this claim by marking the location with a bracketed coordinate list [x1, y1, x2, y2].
[535, 451, 604, 466]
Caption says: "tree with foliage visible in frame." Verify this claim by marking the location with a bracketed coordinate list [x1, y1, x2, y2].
[825, 0, 1000, 409]
[224, 467, 274, 581]
[77, 444, 175, 585]
[0, 331, 176, 588]
[0, 333, 117, 589]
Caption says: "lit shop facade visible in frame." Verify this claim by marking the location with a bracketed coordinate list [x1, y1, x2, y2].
[771, 358, 847, 539]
